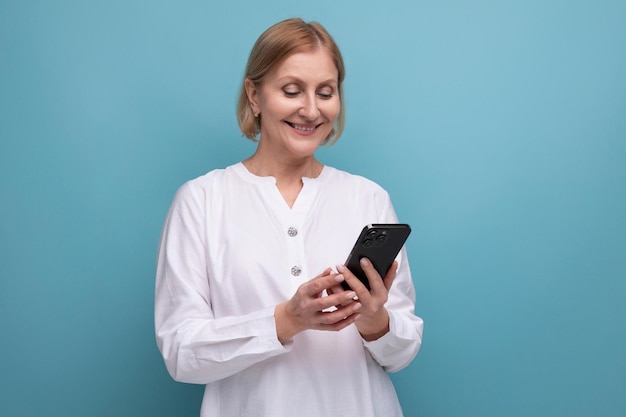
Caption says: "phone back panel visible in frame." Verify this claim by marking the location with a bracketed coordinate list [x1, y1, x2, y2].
[343, 224, 411, 290]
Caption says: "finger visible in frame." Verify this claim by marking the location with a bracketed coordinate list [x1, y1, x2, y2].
[337, 264, 370, 301]
[327, 284, 358, 301]
[323, 268, 334, 276]
[295, 277, 357, 312]
[326, 285, 343, 295]
[381, 260, 398, 291]
[313, 288, 358, 313]
[318, 302, 362, 326]
[304, 270, 347, 296]
[316, 312, 362, 332]
[306, 269, 335, 297]
[327, 285, 356, 308]
[314, 268, 333, 279]
[359, 258, 387, 295]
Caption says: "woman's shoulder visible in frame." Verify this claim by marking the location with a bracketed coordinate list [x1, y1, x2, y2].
[184, 163, 244, 187]
[172, 164, 241, 201]
[322, 166, 393, 215]
[324, 166, 388, 194]
[186, 167, 228, 186]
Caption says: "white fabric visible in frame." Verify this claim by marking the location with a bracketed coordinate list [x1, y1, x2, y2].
[155, 162, 423, 417]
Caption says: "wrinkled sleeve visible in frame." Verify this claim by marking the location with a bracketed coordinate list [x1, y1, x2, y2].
[154, 182, 290, 384]
[362, 195, 424, 372]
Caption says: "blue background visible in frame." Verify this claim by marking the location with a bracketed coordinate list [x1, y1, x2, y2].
[1, 1, 625, 416]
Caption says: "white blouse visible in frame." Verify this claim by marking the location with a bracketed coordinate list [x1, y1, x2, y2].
[155, 162, 423, 417]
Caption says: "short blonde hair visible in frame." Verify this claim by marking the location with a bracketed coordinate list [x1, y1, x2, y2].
[236, 18, 346, 145]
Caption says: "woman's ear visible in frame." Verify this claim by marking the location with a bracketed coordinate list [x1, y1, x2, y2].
[244, 78, 260, 116]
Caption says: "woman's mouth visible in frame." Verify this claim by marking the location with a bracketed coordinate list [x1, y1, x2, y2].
[286, 121, 319, 132]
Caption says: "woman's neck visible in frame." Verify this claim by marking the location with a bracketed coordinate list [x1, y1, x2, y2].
[242, 153, 323, 182]
[242, 153, 323, 208]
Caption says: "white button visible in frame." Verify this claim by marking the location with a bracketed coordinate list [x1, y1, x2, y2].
[291, 266, 302, 276]
[287, 227, 298, 237]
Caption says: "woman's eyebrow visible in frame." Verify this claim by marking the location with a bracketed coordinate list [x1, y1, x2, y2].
[275, 75, 338, 86]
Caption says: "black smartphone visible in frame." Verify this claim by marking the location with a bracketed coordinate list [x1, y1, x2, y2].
[341, 224, 412, 291]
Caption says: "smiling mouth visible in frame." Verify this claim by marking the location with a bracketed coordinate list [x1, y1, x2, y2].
[286, 122, 320, 132]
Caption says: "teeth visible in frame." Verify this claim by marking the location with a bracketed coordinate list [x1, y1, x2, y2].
[292, 124, 315, 132]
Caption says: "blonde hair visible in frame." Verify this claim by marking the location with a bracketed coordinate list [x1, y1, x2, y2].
[236, 18, 346, 145]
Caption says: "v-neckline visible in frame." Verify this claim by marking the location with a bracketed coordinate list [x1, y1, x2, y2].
[233, 162, 329, 211]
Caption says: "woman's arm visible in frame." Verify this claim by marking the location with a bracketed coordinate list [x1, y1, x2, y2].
[155, 183, 290, 384]
[342, 192, 424, 372]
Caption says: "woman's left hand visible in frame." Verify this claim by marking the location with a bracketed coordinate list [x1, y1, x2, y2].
[337, 259, 398, 341]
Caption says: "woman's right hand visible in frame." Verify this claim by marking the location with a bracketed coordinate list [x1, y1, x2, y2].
[274, 268, 362, 343]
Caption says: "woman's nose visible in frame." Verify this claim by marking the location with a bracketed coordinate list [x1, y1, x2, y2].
[298, 93, 321, 120]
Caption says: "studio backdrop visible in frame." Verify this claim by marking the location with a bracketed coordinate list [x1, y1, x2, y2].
[1, 1, 625, 416]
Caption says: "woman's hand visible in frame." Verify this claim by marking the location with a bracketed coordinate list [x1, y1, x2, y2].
[338, 259, 398, 341]
[275, 268, 362, 343]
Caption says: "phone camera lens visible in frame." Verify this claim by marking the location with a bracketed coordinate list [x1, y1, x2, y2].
[363, 238, 374, 247]
[376, 234, 387, 244]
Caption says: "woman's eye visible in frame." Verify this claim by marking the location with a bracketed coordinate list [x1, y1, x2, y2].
[318, 89, 334, 99]
[283, 90, 300, 97]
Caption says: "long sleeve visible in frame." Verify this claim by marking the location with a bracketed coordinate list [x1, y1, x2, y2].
[154, 182, 289, 384]
[361, 197, 424, 372]
[362, 246, 423, 372]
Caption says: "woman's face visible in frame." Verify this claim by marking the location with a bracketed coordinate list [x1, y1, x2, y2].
[246, 48, 340, 160]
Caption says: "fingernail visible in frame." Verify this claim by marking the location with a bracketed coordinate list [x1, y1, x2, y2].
[336, 264, 345, 273]
[334, 274, 344, 282]
[346, 291, 356, 299]
[360, 258, 369, 267]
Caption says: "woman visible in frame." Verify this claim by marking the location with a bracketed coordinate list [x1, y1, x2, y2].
[155, 18, 423, 417]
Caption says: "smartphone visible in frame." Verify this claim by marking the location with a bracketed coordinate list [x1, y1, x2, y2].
[341, 223, 412, 291]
